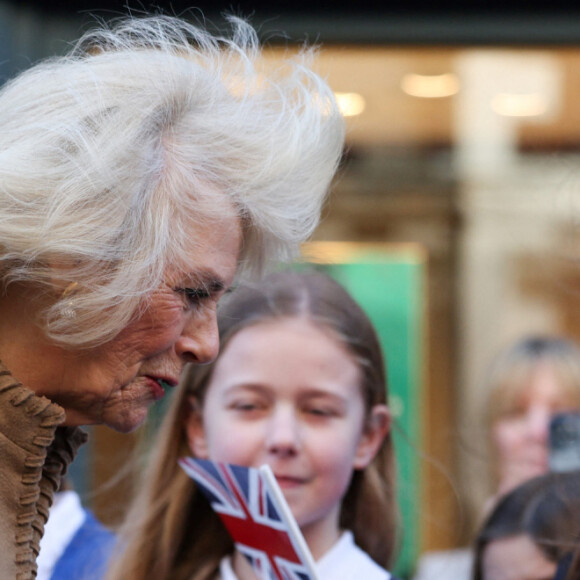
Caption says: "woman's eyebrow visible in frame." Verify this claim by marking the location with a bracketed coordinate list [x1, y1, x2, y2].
[184, 270, 228, 294]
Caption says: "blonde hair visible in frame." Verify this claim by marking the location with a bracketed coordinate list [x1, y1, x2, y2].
[0, 15, 344, 347]
[105, 271, 398, 580]
[486, 336, 580, 428]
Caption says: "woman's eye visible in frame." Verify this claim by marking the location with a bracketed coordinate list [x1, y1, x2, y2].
[175, 287, 210, 306]
[503, 408, 526, 420]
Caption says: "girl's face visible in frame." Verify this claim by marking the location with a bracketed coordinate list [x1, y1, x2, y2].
[186, 317, 389, 557]
[482, 534, 556, 580]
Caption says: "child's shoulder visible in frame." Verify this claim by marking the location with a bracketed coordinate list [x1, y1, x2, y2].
[317, 531, 392, 580]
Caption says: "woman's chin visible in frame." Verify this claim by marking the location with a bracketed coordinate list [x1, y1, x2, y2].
[63, 403, 150, 433]
[104, 408, 150, 433]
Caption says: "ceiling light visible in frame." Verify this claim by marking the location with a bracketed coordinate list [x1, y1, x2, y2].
[334, 92, 366, 117]
[401, 73, 460, 98]
[490, 92, 549, 117]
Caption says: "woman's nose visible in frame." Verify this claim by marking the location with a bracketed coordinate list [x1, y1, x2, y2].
[174, 308, 219, 364]
[526, 405, 551, 441]
[266, 407, 301, 456]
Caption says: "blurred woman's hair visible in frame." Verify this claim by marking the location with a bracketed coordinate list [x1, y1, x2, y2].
[0, 15, 344, 347]
[486, 337, 580, 428]
[105, 270, 398, 580]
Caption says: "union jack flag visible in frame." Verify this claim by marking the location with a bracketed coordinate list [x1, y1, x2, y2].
[178, 457, 319, 580]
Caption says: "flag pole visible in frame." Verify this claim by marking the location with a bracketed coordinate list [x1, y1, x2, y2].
[259, 464, 321, 580]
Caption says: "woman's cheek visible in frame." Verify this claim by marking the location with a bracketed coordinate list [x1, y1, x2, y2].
[493, 422, 519, 452]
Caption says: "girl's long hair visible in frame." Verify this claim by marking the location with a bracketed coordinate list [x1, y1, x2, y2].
[105, 270, 397, 580]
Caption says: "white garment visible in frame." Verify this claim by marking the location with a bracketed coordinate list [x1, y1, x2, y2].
[412, 549, 473, 580]
[219, 530, 391, 579]
[37, 491, 86, 580]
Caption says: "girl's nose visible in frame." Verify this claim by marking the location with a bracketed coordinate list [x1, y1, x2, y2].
[265, 407, 301, 457]
[175, 308, 219, 364]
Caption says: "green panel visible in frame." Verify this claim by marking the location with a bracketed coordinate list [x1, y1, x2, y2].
[298, 247, 425, 578]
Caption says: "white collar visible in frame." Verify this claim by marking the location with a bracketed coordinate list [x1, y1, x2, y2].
[218, 531, 355, 579]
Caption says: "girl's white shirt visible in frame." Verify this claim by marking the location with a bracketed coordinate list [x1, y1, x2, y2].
[219, 530, 391, 580]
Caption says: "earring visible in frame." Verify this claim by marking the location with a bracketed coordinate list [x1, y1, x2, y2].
[60, 282, 79, 319]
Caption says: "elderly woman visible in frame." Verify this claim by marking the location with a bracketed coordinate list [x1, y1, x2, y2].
[0, 14, 344, 579]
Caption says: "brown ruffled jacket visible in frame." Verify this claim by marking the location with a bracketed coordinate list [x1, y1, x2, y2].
[0, 361, 87, 579]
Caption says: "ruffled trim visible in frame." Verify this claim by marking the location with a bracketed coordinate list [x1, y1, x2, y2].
[0, 363, 87, 580]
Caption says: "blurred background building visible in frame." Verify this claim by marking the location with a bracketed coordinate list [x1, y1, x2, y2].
[4, 0, 580, 576]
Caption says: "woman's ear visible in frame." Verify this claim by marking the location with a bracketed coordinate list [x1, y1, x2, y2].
[353, 404, 391, 469]
[184, 395, 209, 459]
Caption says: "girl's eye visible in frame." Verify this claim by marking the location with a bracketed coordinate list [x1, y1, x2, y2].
[305, 407, 335, 417]
[231, 401, 265, 413]
[175, 287, 210, 306]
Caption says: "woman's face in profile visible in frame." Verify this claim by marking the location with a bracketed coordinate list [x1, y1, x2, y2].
[491, 362, 578, 493]
[482, 534, 556, 580]
[18, 213, 241, 433]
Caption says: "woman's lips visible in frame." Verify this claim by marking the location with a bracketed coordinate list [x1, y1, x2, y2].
[145, 376, 177, 401]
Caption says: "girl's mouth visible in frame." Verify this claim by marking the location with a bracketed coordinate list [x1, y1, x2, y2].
[275, 475, 305, 489]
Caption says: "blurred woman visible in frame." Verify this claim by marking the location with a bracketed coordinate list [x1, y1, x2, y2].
[0, 14, 344, 578]
[485, 337, 580, 502]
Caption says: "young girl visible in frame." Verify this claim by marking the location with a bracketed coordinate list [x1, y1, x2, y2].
[104, 270, 399, 580]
